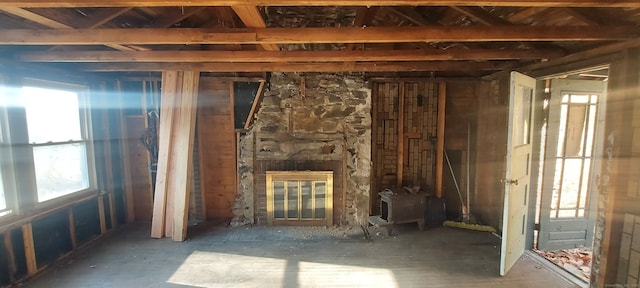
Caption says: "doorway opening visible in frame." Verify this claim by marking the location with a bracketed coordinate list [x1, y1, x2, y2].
[533, 67, 609, 284]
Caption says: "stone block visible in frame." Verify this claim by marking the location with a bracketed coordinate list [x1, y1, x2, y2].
[627, 214, 638, 234]
[634, 223, 640, 251]
[631, 249, 640, 278]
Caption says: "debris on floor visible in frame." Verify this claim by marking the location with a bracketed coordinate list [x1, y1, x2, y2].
[534, 248, 592, 282]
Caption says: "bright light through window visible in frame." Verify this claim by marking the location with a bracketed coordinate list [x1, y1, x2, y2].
[23, 85, 92, 202]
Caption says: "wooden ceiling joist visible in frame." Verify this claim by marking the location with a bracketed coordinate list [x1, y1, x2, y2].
[3, 0, 640, 8]
[76, 60, 513, 72]
[0, 7, 141, 51]
[1, 26, 635, 45]
[231, 6, 279, 51]
[18, 49, 563, 63]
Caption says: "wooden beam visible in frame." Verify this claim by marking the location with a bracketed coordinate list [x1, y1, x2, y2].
[98, 195, 107, 234]
[21, 223, 37, 275]
[78, 60, 514, 72]
[507, 7, 549, 23]
[3, 0, 640, 8]
[435, 82, 446, 199]
[171, 71, 199, 242]
[3, 232, 17, 283]
[397, 81, 405, 187]
[1, 26, 634, 45]
[449, 6, 510, 26]
[67, 208, 77, 249]
[151, 71, 179, 239]
[347, 6, 380, 50]
[559, 7, 601, 26]
[244, 80, 265, 129]
[151, 7, 205, 28]
[77, 7, 133, 28]
[388, 7, 437, 26]
[520, 38, 640, 75]
[0, 7, 138, 51]
[231, 6, 279, 51]
[19, 48, 562, 62]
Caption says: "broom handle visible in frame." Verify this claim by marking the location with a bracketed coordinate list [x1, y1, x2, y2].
[444, 150, 465, 208]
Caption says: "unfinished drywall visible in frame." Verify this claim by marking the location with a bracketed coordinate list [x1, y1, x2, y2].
[235, 73, 371, 227]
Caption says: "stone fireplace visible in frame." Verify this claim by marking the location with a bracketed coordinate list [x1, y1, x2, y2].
[233, 73, 372, 227]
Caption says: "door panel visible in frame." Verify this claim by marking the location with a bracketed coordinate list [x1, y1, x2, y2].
[538, 79, 606, 250]
[500, 71, 536, 276]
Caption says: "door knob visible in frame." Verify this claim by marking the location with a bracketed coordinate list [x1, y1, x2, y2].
[500, 179, 519, 185]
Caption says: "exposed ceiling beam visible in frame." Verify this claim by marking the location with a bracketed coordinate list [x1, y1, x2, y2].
[507, 7, 549, 22]
[388, 7, 438, 26]
[0, 7, 140, 51]
[75, 7, 132, 28]
[3, 0, 640, 8]
[75, 60, 514, 72]
[149, 7, 205, 28]
[1, 26, 635, 45]
[231, 6, 279, 51]
[449, 6, 510, 25]
[559, 8, 601, 26]
[347, 6, 380, 50]
[18, 48, 563, 62]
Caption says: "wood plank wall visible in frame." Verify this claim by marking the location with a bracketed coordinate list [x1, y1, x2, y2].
[371, 81, 438, 213]
[599, 48, 640, 286]
[197, 78, 237, 219]
[123, 116, 153, 221]
[475, 77, 509, 230]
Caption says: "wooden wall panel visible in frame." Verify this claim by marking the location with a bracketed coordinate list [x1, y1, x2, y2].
[443, 81, 479, 221]
[123, 116, 153, 221]
[198, 78, 237, 219]
[599, 49, 640, 286]
[475, 77, 509, 230]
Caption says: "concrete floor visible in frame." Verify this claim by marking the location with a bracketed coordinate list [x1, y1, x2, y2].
[23, 222, 579, 288]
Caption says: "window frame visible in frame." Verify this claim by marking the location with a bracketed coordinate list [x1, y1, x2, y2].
[0, 78, 17, 216]
[21, 78, 98, 207]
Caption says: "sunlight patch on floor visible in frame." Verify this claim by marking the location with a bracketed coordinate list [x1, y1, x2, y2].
[167, 251, 398, 287]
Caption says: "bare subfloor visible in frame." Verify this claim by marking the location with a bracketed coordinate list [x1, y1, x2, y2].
[24, 222, 578, 288]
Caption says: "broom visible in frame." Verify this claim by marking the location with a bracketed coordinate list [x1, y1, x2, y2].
[442, 125, 496, 233]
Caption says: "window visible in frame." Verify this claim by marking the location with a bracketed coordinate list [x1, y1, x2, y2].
[22, 81, 95, 203]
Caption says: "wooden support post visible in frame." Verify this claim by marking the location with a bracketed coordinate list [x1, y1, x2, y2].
[4, 232, 17, 283]
[98, 195, 107, 235]
[151, 71, 179, 238]
[120, 80, 135, 223]
[397, 82, 405, 187]
[21, 224, 37, 275]
[171, 71, 199, 241]
[68, 208, 77, 249]
[435, 82, 447, 199]
[108, 193, 117, 229]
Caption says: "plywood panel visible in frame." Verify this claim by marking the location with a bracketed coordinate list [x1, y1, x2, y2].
[198, 78, 237, 219]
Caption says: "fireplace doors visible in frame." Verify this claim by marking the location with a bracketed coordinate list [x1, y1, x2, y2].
[266, 171, 333, 226]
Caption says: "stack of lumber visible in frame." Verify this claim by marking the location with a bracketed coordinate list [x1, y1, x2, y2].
[151, 71, 199, 241]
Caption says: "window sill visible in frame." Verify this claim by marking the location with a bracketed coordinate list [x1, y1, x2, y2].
[0, 189, 104, 234]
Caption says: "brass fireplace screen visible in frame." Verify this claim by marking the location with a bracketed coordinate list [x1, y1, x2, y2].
[266, 171, 333, 226]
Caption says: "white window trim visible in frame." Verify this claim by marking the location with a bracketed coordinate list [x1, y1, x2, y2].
[21, 78, 98, 207]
